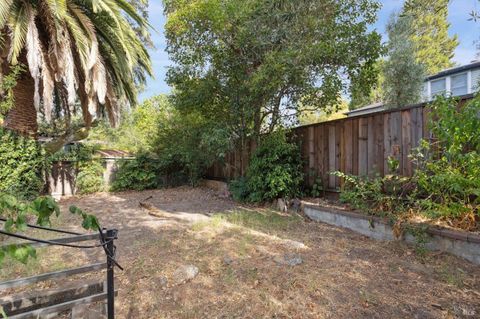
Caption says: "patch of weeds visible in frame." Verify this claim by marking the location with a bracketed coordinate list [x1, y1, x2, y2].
[245, 267, 259, 282]
[406, 224, 431, 259]
[437, 264, 465, 288]
[191, 215, 224, 232]
[236, 233, 254, 256]
[215, 209, 302, 234]
[359, 289, 378, 307]
[223, 266, 236, 285]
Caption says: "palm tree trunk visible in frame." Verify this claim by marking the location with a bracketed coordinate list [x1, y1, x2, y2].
[2, 53, 38, 137]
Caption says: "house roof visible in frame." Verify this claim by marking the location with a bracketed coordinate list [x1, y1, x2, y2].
[345, 102, 384, 117]
[426, 60, 480, 81]
[95, 149, 133, 159]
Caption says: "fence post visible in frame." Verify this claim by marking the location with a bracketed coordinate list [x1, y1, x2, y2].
[105, 229, 117, 319]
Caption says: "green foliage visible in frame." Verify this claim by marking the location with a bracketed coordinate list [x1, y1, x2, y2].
[298, 99, 348, 125]
[0, 193, 100, 266]
[0, 195, 56, 265]
[106, 99, 231, 190]
[49, 143, 105, 195]
[69, 205, 100, 231]
[154, 109, 232, 186]
[0, 64, 25, 116]
[1, 0, 152, 131]
[110, 154, 162, 192]
[76, 161, 105, 195]
[165, 0, 382, 144]
[336, 95, 480, 231]
[0, 128, 47, 199]
[411, 96, 480, 224]
[49, 143, 98, 163]
[88, 95, 171, 153]
[228, 177, 249, 202]
[230, 131, 304, 203]
[215, 209, 303, 234]
[383, 13, 426, 108]
[310, 177, 324, 198]
[403, 0, 458, 75]
[349, 60, 385, 110]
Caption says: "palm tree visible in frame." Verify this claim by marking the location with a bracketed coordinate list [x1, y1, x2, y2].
[0, 0, 152, 138]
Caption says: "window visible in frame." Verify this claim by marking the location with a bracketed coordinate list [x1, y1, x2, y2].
[471, 69, 480, 92]
[430, 78, 446, 97]
[451, 73, 468, 96]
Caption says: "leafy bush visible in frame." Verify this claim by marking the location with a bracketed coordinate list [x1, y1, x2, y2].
[110, 154, 162, 192]
[412, 95, 480, 227]
[154, 110, 232, 186]
[230, 131, 304, 203]
[87, 95, 171, 153]
[76, 161, 105, 194]
[336, 95, 480, 231]
[49, 143, 98, 162]
[229, 177, 249, 202]
[0, 128, 47, 199]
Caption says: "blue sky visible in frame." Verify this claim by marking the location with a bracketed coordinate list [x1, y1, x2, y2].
[140, 0, 480, 101]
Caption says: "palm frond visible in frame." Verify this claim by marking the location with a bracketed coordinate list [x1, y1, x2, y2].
[0, 0, 14, 29]
[8, 1, 31, 64]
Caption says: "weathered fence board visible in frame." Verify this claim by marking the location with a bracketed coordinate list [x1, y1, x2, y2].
[207, 97, 472, 190]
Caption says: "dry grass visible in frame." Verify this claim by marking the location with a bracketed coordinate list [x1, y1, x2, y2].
[1, 187, 479, 318]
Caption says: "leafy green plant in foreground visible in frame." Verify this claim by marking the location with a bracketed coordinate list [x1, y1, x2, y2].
[0, 193, 99, 265]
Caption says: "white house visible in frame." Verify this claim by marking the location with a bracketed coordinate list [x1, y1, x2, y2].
[347, 60, 480, 117]
[423, 60, 480, 100]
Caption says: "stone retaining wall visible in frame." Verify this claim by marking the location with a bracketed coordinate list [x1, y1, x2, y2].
[304, 205, 480, 265]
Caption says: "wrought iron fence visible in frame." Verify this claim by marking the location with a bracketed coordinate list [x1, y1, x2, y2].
[0, 221, 120, 319]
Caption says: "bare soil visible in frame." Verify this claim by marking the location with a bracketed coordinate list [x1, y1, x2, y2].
[1, 186, 479, 318]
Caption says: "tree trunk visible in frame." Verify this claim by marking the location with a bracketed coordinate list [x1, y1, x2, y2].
[3, 57, 38, 137]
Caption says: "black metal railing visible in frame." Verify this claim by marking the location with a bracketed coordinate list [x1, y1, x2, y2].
[0, 222, 121, 319]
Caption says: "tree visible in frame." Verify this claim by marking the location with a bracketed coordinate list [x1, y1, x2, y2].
[298, 99, 348, 125]
[88, 95, 172, 153]
[403, 0, 458, 75]
[164, 0, 382, 150]
[382, 13, 425, 108]
[0, 0, 152, 138]
[349, 60, 385, 110]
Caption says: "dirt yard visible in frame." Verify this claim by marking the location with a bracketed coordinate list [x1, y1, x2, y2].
[1, 186, 480, 318]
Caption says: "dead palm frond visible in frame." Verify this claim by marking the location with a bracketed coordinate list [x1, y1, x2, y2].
[0, 0, 152, 127]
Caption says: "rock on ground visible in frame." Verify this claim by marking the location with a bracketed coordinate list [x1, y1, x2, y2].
[274, 253, 303, 266]
[172, 265, 199, 285]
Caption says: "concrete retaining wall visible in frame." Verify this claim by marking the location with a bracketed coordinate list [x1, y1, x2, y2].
[304, 205, 480, 265]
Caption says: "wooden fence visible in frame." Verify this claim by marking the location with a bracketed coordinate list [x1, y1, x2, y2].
[207, 96, 472, 191]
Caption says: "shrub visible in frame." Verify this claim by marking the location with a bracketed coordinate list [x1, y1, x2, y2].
[154, 110, 232, 186]
[0, 128, 47, 199]
[110, 154, 162, 192]
[412, 95, 480, 226]
[336, 95, 480, 231]
[49, 143, 98, 162]
[229, 177, 249, 202]
[76, 161, 105, 194]
[230, 131, 304, 203]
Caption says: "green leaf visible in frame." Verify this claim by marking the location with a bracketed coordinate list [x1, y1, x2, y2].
[12, 245, 36, 264]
